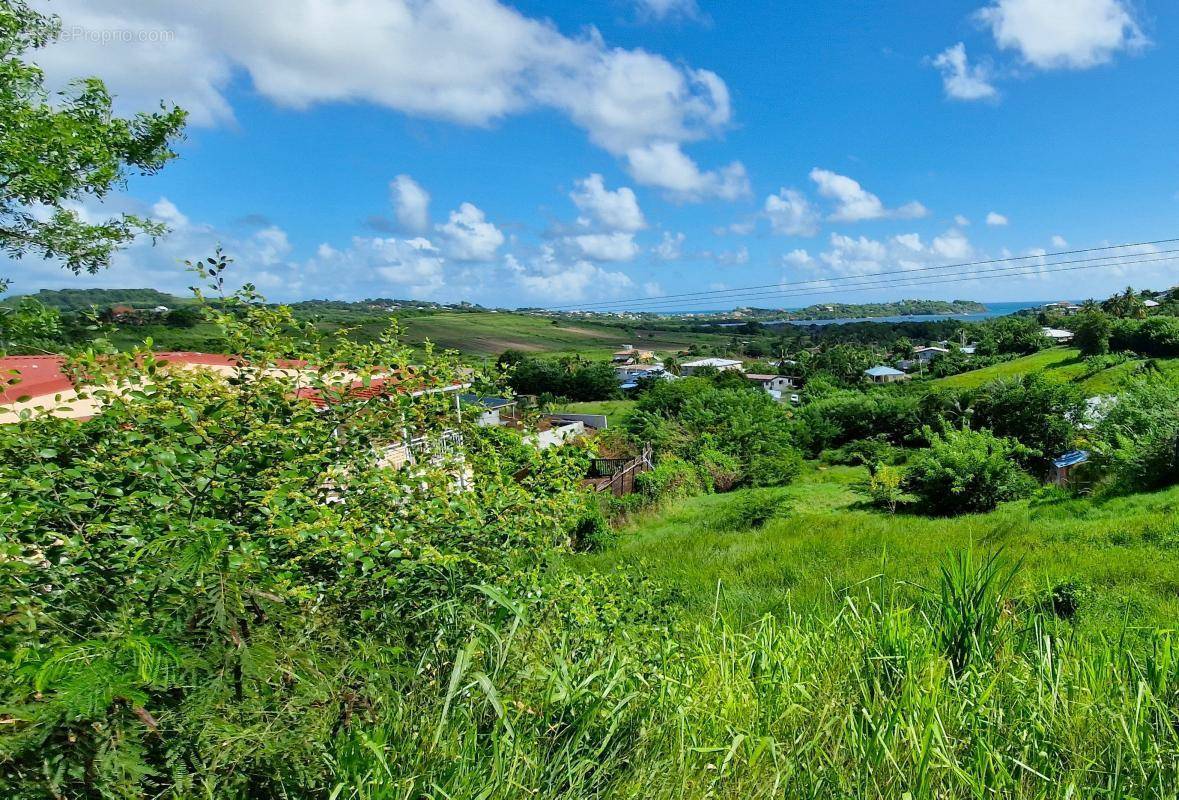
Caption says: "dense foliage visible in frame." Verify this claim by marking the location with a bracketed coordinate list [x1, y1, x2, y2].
[906, 427, 1038, 515]
[502, 352, 621, 401]
[0, 1, 186, 278]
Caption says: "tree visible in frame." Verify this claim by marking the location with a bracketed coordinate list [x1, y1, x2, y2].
[1102, 286, 1147, 319]
[164, 305, 203, 328]
[0, 1, 186, 280]
[907, 427, 1037, 515]
[966, 374, 1084, 469]
[0, 295, 61, 351]
[1073, 309, 1112, 356]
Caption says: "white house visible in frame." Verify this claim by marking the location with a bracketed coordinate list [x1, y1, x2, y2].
[744, 373, 800, 398]
[912, 345, 950, 362]
[1042, 327, 1075, 344]
[864, 365, 909, 384]
[680, 357, 743, 376]
[615, 363, 670, 389]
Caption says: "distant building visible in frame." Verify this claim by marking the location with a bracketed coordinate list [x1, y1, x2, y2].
[458, 394, 517, 427]
[611, 345, 655, 364]
[864, 365, 909, 384]
[744, 373, 801, 399]
[1042, 301, 1082, 316]
[912, 345, 950, 362]
[1042, 327, 1075, 344]
[1144, 299, 1161, 308]
[615, 363, 670, 389]
[1049, 450, 1090, 488]
[680, 357, 743, 376]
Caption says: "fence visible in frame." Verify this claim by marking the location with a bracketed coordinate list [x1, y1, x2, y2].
[591, 444, 653, 497]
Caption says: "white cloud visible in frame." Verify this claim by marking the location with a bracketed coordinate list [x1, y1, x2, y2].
[33, 0, 733, 175]
[505, 248, 633, 302]
[986, 211, 1009, 226]
[633, 0, 699, 20]
[248, 226, 293, 265]
[568, 232, 640, 262]
[955, 214, 971, 226]
[819, 234, 889, 276]
[150, 197, 189, 229]
[390, 175, 431, 234]
[654, 231, 685, 261]
[1051, 234, 1069, 248]
[436, 202, 504, 261]
[976, 0, 1147, 70]
[932, 43, 998, 101]
[341, 236, 448, 294]
[764, 188, 820, 236]
[809, 168, 928, 222]
[625, 142, 750, 202]
[570, 174, 646, 232]
[817, 228, 976, 277]
[932, 229, 972, 259]
[712, 246, 749, 266]
[782, 249, 813, 267]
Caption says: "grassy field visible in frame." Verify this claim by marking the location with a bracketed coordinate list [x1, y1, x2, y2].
[398, 312, 721, 358]
[553, 399, 637, 427]
[578, 464, 1179, 637]
[937, 347, 1179, 394]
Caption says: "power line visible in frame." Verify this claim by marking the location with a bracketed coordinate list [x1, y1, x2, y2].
[580, 249, 1179, 314]
[583, 252, 1179, 316]
[548, 237, 1179, 312]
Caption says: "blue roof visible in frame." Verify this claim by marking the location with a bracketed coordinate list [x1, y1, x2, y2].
[1052, 450, 1090, 469]
[459, 394, 515, 409]
[865, 366, 905, 377]
[619, 382, 638, 390]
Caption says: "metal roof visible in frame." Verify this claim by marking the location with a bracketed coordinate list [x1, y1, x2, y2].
[864, 365, 905, 377]
[1052, 450, 1090, 469]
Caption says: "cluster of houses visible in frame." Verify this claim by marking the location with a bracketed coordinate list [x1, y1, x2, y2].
[611, 346, 802, 402]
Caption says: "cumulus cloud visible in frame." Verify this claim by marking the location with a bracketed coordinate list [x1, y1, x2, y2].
[986, 211, 1009, 226]
[436, 202, 505, 261]
[932, 43, 998, 101]
[653, 231, 685, 261]
[782, 249, 813, 267]
[764, 188, 820, 236]
[390, 175, 431, 234]
[626, 142, 750, 202]
[711, 246, 749, 266]
[569, 174, 646, 232]
[34, 0, 737, 191]
[809, 168, 928, 222]
[1051, 234, 1069, 248]
[567, 232, 640, 262]
[817, 229, 975, 276]
[976, 0, 1147, 70]
[955, 214, 971, 227]
[505, 248, 633, 302]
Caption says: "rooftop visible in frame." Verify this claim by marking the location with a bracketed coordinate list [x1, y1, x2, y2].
[865, 365, 905, 377]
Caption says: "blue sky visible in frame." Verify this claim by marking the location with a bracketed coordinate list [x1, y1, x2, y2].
[9, 0, 1179, 309]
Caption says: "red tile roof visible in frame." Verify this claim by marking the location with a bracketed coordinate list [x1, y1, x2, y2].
[0, 356, 72, 404]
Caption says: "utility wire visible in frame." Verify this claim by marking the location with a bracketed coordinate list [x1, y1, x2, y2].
[586, 252, 1179, 316]
[548, 237, 1179, 312]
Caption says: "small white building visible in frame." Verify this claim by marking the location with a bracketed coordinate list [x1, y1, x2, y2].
[1042, 327, 1075, 344]
[680, 357, 743, 376]
[744, 373, 800, 397]
[912, 345, 950, 362]
[864, 365, 909, 384]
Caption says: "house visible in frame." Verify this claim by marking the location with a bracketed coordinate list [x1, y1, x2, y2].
[611, 345, 655, 364]
[864, 365, 909, 384]
[1042, 327, 1075, 344]
[1049, 450, 1090, 488]
[912, 345, 950, 362]
[615, 363, 670, 389]
[680, 357, 743, 376]
[744, 373, 801, 399]
[1144, 299, 1161, 308]
[1042, 301, 1082, 316]
[459, 394, 517, 427]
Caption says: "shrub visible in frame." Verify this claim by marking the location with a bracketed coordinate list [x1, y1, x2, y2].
[571, 503, 616, 553]
[862, 464, 906, 512]
[746, 448, 803, 488]
[907, 427, 1037, 515]
[697, 447, 742, 492]
[965, 374, 1084, 470]
[635, 456, 704, 501]
[1091, 375, 1179, 492]
[1073, 309, 1113, 356]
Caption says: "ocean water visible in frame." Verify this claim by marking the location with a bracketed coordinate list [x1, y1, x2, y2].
[697, 300, 1049, 327]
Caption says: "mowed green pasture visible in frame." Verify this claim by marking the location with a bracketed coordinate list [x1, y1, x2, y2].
[553, 399, 637, 428]
[397, 312, 722, 357]
[578, 464, 1179, 638]
[936, 346, 1179, 394]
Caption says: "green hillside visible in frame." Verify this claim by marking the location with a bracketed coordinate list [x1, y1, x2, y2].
[937, 347, 1179, 394]
[397, 311, 720, 357]
[578, 464, 1179, 637]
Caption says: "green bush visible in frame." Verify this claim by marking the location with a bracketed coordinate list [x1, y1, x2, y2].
[1091, 375, 1179, 492]
[907, 427, 1038, 515]
[697, 447, 742, 492]
[746, 448, 803, 488]
[636, 456, 704, 501]
[571, 503, 617, 553]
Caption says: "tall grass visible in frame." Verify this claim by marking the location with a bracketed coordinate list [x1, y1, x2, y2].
[329, 554, 1179, 799]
